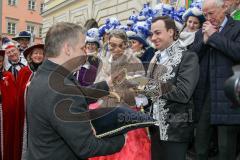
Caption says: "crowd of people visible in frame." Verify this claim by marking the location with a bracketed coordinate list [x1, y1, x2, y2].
[0, 0, 240, 160]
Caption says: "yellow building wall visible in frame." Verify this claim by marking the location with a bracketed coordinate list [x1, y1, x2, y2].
[42, 0, 158, 37]
[46, 0, 67, 10]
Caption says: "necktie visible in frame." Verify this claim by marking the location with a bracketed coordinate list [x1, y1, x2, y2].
[9, 60, 25, 79]
[156, 53, 161, 63]
[12, 65, 18, 79]
[218, 26, 222, 32]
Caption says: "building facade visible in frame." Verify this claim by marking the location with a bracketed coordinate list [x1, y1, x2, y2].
[1, 0, 44, 43]
[41, 0, 176, 38]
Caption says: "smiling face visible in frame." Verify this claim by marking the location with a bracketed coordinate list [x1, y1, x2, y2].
[85, 42, 98, 53]
[150, 19, 174, 51]
[5, 47, 20, 63]
[30, 48, 44, 64]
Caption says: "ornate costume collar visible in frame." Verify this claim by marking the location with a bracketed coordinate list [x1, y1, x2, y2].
[155, 40, 185, 57]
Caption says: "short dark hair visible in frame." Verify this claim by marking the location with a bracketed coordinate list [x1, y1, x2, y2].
[84, 19, 99, 30]
[152, 16, 178, 40]
[44, 22, 85, 57]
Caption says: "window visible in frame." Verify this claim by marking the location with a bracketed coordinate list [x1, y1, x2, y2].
[8, 0, 16, 6]
[27, 25, 35, 34]
[40, 3, 44, 13]
[28, 0, 36, 10]
[39, 27, 42, 38]
[7, 22, 16, 35]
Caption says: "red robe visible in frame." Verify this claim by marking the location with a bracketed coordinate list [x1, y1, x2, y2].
[0, 71, 17, 160]
[14, 66, 32, 160]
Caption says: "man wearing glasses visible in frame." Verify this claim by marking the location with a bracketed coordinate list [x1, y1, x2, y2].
[3, 43, 27, 79]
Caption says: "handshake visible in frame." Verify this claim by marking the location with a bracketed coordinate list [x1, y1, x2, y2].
[106, 68, 149, 103]
[106, 68, 148, 89]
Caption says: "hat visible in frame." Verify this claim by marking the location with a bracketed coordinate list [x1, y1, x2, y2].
[99, 18, 121, 39]
[137, 3, 154, 21]
[128, 34, 149, 48]
[162, 4, 174, 17]
[86, 28, 100, 47]
[23, 44, 44, 59]
[153, 3, 164, 17]
[2, 37, 11, 45]
[12, 31, 31, 41]
[128, 21, 150, 48]
[190, 0, 203, 10]
[126, 30, 136, 37]
[116, 25, 129, 32]
[127, 11, 138, 26]
[182, 7, 205, 23]
[170, 8, 185, 31]
[0, 50, 5, 58]
[2, 41, 16, 50]
[105, 17, 121, 32]
[98, 24, 108, 38]
[175, 20, 184, 31]
[174, 7, 186, 23]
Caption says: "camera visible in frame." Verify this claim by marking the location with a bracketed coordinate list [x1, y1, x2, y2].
[224, 65, 240, 106]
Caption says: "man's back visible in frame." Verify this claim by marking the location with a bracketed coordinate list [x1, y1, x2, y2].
[26, 60, 125, 160]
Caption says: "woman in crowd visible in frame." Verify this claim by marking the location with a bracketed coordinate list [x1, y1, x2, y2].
[0, 50, 17, 160]
[90, 29, 151, 160]
[179, 7, 205, 48]
[98, 18, 120, 59]
[95, 29, 145, 108]
[128, 21, 155, 72]
[75, 28, 101, 86]
[14, 44, 44, 160]
[146, 16, 199, 160]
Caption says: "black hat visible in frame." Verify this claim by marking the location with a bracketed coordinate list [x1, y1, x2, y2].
[12, 31, 31, 41]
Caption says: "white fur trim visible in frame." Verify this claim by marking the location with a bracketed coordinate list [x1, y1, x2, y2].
[126, 31, 136, 37]
[127, 20, 134, 25]
[182, 7, 203, 21]
[138, 15, 147, 21]
[85, 36, 99, 43]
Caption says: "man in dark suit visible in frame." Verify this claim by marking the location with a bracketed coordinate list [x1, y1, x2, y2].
[190, 0, 240, 160]
[148, 16, 199, 160]
[26, 22, 125, 160]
